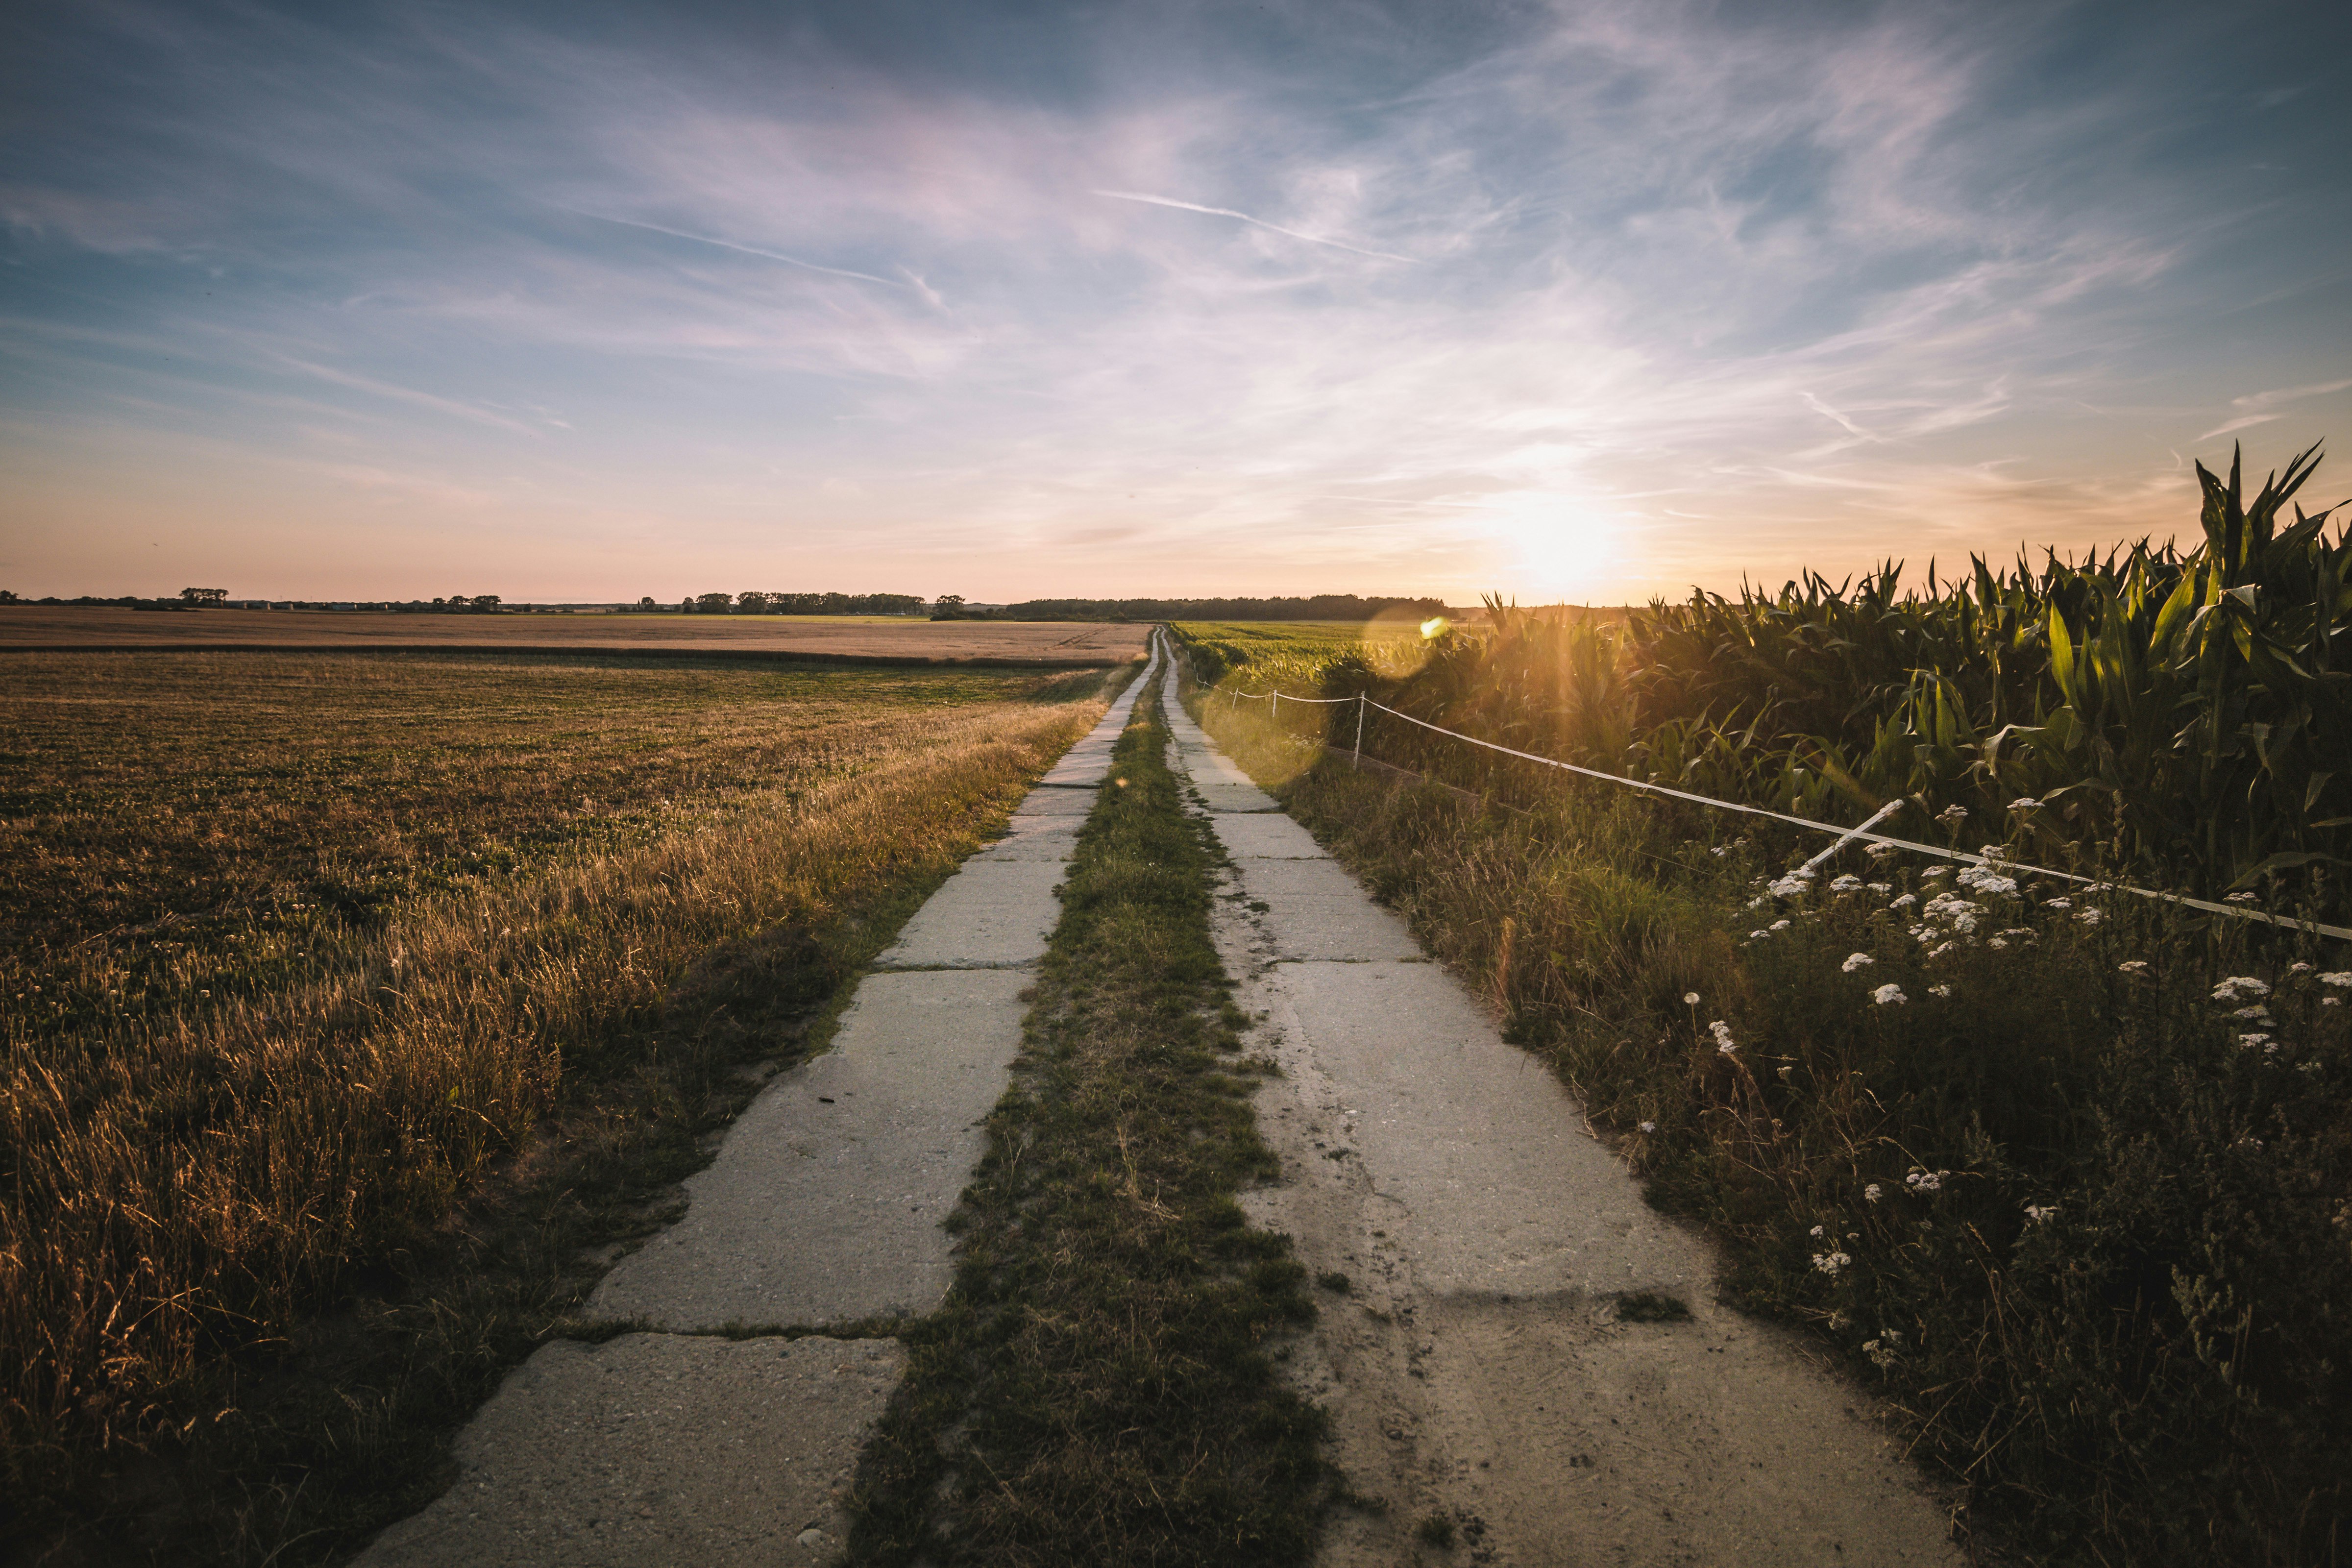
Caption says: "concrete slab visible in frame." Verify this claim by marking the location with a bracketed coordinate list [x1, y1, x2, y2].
[1264, 959, 1706, 1298]
[1209, 813, 1329, 860]
[589, 968, 1031, 1327]
[972, 822, 1084, 862]
[1228, 858, 1424, 961]
[873, 858, 1064, 970]
[355, 1333, 903, 1568]
[1004, 788, 1099, 818]
[1190, 782, 1283, 813]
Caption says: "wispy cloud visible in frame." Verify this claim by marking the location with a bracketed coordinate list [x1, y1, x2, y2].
[1091, 190, 1413, 262]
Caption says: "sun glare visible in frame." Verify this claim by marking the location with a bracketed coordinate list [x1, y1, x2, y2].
[1495, 505, 1618, 603]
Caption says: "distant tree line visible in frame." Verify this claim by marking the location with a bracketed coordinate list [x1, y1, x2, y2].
[682, 592, 927, 615]
[934, 594, 1453, 623]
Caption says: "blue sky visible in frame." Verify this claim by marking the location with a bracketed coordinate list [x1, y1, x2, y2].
[3, 0, 2347, 603]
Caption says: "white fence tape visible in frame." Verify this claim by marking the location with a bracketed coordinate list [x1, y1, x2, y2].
[1211, 681, 2351, 942]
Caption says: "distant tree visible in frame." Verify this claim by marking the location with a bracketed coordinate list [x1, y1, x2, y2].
[695, 592, 733, 613]
[448, 594, 471, 608]
[470, 594, 502, 612]
[180, 587, 228, 605]
[0, 590, 17, 604]
[638, 596, 657, 610]
[736, 591, 770, 614]
[935, 594, 965, 609]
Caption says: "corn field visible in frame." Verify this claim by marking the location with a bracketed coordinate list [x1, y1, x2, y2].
[1265, 444, 2349, 917]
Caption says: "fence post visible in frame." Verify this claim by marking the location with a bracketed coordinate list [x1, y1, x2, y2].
[1272, 691, 1279, 720]
[1353, 693, 1366, 770]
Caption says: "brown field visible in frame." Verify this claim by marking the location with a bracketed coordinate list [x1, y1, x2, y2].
[0, 606, 1148, 663]
[3, 650, 1115, 1546]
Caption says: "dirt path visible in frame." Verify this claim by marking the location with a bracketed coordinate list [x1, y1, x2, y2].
[1162, 655, 1962, 1567]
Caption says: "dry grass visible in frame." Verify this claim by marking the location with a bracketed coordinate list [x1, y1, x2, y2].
[1, 652, 1111, 1534]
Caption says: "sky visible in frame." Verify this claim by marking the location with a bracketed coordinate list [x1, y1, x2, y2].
[3, 0, 2349, 605]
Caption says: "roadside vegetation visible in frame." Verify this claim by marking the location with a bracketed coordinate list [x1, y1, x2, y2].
[1174, 446, 2352, 1566]
[1, 650, 1116, 1562]
[846, 670, 1328, 1568]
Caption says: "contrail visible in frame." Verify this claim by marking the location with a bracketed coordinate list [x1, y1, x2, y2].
[562, 209, 906, 288]
[1092, 190, 1412, 263]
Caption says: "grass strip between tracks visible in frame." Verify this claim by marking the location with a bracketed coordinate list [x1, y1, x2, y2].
[845, 673, 1329, 1568]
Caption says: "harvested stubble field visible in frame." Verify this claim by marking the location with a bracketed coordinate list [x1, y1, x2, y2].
[1, 649, 1121, 1561]
[1174, 456, 2352, 1568]
[0, 606, 1147, 664]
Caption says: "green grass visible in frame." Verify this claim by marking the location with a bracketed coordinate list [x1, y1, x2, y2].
[3, 650, 1115, 1562]
[844, 672, 1329, 1568]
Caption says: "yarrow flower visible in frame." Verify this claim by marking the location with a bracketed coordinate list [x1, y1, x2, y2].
[1830, 874, 1863, 893]
[1639, 1121, 1657, 1133]
[1888, 893, 1918, 911]
[2319, 972, 2352, 988]
[2075, 907, 2104, 925]
[2044, 897, 2072, 909]
[2023, 1204, 2057, 1225]
[1928, 984, 1952, 998]
[1905, 1168, 1950, 1193]
[2009, 797, 2042, 811]
[1841, 952, 1876, 973]
[1812, 1250, 1853, 1275]
[1769, 919, 1790, 931]
[1863, 1183, 1883, 1203]
[1767, 874, 1813, 899]
[1710, 1020, 1738, 1054]
[2118, 959, 2150, 975]
[2225, 891, 2260, 904]
[1872, 983, 1908, 1005]
[1867, 882, 1891, 894]
[2213, 977, 2272, 1004]
[1936, 804, 1969, 825]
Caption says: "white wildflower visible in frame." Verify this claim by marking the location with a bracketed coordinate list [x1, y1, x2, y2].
[2045, 897, 2072, 909]
[1936, 804, 1969, 825]
[2319, 972, 2352, 988]
[1872, 983, 1908, 1006]
[2327, 997, 2343, 1007]
[2232, 1005, 2274, 1023]
[1864, 1183, 1883, 1203]
[2009, 797, 2042, 812]
[1746, 895, 1769, 909]
[1905, 1168, 1950, 1193]
[2118, 959, 2150, 975]
[1768, 875, 1812, 899]
[2075, 907, 2104, 925]
[1749, 930, 1770, 940]
[1639, 1121, 1657, 1133]
[1987, 938, 2008, 950]
[1841, 952, 1876, 973]
[1810, 1224, 1825, 1238]
[1811, 1250, 1853, 1276]
[2291, 961, 2313, 974]
[1683, 991, 1700, 1005]
[2238, 1032, 2272, 1050]
[2023, 1204, 2057, 1225]
[2213, 977, 2272, 1003]
[1769, 919, 1790, 931]
[1710, 1020, 1738, 1054]
[1928, 983, 1952, 997]
[2225, 891, 2260, 904]
[1830, 874, 1864, 893]
[1867, 882, 1892, 894]
[1922, 865, 1951, 879]
[1889, 893, 1918, 911]
[1927, 941, 1956, 959]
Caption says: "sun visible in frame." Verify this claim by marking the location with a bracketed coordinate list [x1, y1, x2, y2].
[1493, 503, 1618, 602]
